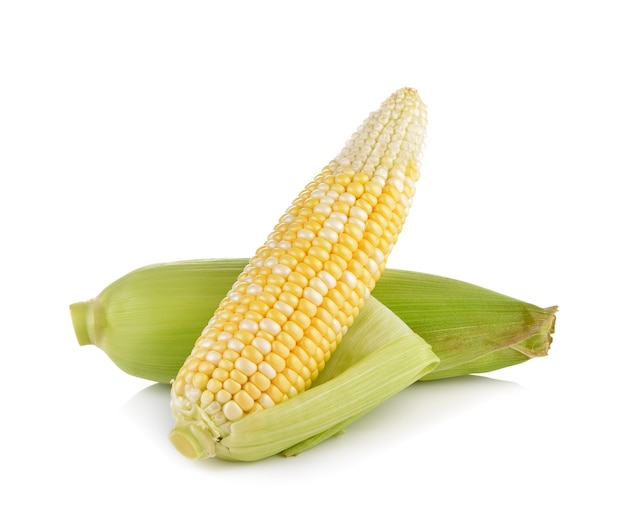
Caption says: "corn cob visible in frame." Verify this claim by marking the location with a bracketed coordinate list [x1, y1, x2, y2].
[167, 87, 427, 458]
[70, 257, 556, 383]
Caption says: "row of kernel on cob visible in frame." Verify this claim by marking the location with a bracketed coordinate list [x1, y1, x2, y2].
[167, 87, 428, 458]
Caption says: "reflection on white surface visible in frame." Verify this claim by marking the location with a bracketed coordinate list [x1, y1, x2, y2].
[120, 375, 525, 459]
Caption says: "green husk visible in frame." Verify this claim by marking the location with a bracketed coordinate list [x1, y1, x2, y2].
[169, 296, 439, 461]
[70, 258, 556, 383]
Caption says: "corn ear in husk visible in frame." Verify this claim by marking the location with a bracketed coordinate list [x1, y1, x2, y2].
[70, 258, 556, 384]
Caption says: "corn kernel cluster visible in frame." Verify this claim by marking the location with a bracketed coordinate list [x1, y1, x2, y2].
[171, 88, 427, 434]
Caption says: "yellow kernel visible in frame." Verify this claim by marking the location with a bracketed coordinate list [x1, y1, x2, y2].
[365, 180, 383, 197]
[332, 242, 353, 262]
[243, 382, 262, 401]
[320, 296, 339, 317]
[206, 378, 221, 393]
[283, 320, 304, 342]
[287, 269, 309, 289]
[311, 236, 332, 252]
[265, 352, 286, 373]
[234, 329, 255, 345]
[287, 247, 306, 262]
[223, 378, 241, 395]
[331, 200, 351, 216]
[234, 390, 255, 412]
[218, 358, 234, 372]
[316, 306, 334, 327]
[297, 260, 318, 279]
[276, 330, 296, 350]
[347, 181, 364, 197]
[250, 300, 270, 316]
[271, 339, 291, 359]
[198, 361, 215, 375]
[250, 372, 271, 392]
[242, 345, 264, 365]
[267, 307, 288, 326]
[286, 354, 303, 373]
[339, 232, 359, 252]
[329, 253, 348, 272]
[323, 259, 343, 280]
[291, 310, 312, 330]
[200, 390, 214, 407]
[192, 372, 209, 390]
[303, 254, 323, 273]
[173, 377, 185, 396]
[229, 368, 248, 385]
[296, 297, 317, 317]
[212, 367, 229, 382]
[266, 384, 284, 404]
[283, 281, 303, 299]
[273, 374, 292, 394]
[279, 254, 299, 270]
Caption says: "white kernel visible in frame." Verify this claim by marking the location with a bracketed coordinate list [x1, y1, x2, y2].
[197, 338, 215, 349]
[349, 206, 368, 222]
[373, 248, 385, 264]
[309, 277, 329, 296]
[375, 166, 388, 178]
[246, 283, 262, 295]
[272, 263, 291, 277]
[217, 331, 232, 341]
[339, 192, 356, 205]
[235, 357, 257, 376]
[223, 400, 244, 421]
[227, 338, 244, 352]
[258, 361, 277, 379]
[252, 336, 271, 354]
[260, 317, 281, 336]
[332, 318, 342, 335]
[263, 256, 278, 267]
[278, 241, 291, 250]
[185, 385, 201, 403]
[314, 203, 332, 217]
[342, 271, 357, 289]
[206, 351, 222, 363]
[310, 189, 326, 198]
[348, 216, 366, 230]
[367, 258, 378, 275]
[318, 227, 339, 243]
[303, 287, 323, 306]
[240, 319, 259, 333]
[274, 300, 294, 317]
[259, 393, 275, 409]
[324, 217, 345, 234]
[318, 270, 337, 289]
[389, 177, 405, 192]
[330, 211, 348, 224]
[297, 228, 315, 241]
[207, 401, 221, 414]
[227, 290, 243, 302]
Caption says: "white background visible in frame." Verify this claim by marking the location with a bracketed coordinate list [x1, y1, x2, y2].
[2, 1, 624, 520]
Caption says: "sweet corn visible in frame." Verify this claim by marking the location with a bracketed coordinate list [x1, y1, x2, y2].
[167, 88, 427, 458]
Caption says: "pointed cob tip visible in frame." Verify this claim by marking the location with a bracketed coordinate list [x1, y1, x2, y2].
[69, 300, 94, 346]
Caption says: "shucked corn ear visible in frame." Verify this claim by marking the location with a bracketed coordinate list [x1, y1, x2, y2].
[167, 87, 427, 458]
[70, 257, 557, 383]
